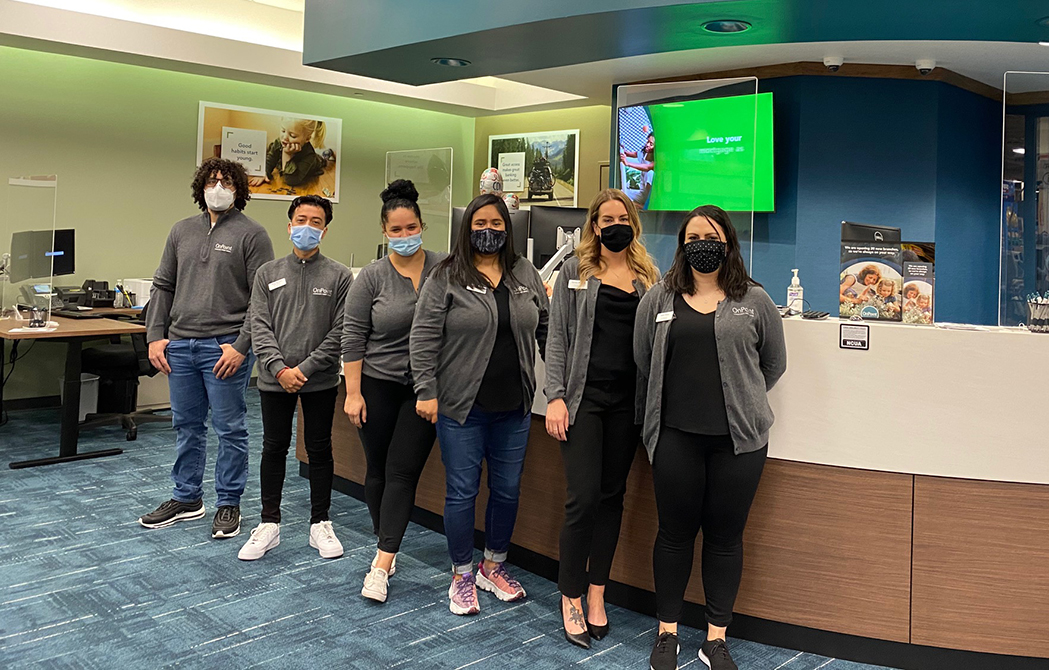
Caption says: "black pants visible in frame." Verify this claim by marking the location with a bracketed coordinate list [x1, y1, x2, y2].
[258, 386, 338, 525]
[358, 374, 437, 553]
[652, 427, 767, 626]
[558, 381, 640, 598]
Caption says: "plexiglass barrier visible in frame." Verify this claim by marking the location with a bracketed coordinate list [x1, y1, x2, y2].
[1001, 72, 1049, 327]
[2, 175, 58, 330]
[385, 147, 453, 255]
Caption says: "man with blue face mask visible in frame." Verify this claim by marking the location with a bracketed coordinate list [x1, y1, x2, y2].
[141, 158, 274, 539]
[237, 195, 352, 561]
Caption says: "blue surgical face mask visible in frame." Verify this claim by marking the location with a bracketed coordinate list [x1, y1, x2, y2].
[387, 233, 422, 257]
[290, 224, 324, 251]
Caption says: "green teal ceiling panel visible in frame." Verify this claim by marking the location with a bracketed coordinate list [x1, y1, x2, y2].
[303, 0, 1049, 85]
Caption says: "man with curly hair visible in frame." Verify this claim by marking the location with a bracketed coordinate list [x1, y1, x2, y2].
[139, 158, 274, 539]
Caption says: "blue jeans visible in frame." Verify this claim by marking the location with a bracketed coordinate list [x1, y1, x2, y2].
[436, 406, 531, 574]
[167, 335, 254, 507]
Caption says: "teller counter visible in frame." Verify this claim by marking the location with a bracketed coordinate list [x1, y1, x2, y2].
[299, 318, 1049, 667]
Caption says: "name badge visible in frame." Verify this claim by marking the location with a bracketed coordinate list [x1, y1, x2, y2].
[512, 286, 530, 295]
[568, 279, 586, 290]
[268, 278, 287, 291]
[466, 285, 487, 295]
[656, 311, 675, 323]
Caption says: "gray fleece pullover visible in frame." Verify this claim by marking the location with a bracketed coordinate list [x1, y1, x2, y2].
[634, 282, 786, 461]
[146, 209, 274, 355]
[342, 251, 447, 385]
[251, 251, 352, 393]
[544, 256, 653, 425]
[410, 256, 549, 425]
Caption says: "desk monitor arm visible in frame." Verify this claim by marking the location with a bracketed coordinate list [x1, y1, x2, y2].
[539, 227, 581, 283]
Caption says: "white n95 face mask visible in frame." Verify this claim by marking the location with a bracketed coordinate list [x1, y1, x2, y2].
[204, 184, 235, 212]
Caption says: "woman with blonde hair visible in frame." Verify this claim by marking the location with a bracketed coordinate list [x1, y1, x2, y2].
[545, 188, 660, 648]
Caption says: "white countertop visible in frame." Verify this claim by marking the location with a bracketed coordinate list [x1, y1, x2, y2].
[532, 318, 1049, 484]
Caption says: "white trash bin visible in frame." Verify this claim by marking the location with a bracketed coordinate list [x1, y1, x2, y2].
[58, 373, 100, 422]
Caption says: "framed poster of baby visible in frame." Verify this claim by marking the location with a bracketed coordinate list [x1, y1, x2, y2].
[197, 102, 342, 202]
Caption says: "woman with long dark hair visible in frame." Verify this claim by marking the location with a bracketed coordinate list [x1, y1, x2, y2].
[342, 180, 446, 603]
[634, 205, 786, 670]
[544, 189, 659, 648]
[410, 193, 548, 616]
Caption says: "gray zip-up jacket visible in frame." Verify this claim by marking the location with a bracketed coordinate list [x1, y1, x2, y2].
[342, 251, 447, 385]
[544, 256, 653, 425]
[146, 209, 275, 355]
[410, 256, 549, 425]
[251, 251, 352, 393]
[634, 282, 786, 461]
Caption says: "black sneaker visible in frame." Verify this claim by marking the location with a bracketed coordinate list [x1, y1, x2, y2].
[649, 631, 679, 670]
[138, 499, 205, 529]
[211, 505, 241, 539]
[699, 638, 738, 670]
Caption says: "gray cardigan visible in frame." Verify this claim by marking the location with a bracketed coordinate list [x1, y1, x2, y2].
[251, 252, 352, 393]
[147, 209, 274, 354]
[634, 282, 786, 461]
[342, 251, 447, 385]
[544, 256, 652, 425]
[410, 256, 549, 425]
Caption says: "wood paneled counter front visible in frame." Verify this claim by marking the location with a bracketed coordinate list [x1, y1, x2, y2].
[298, 319, 1049, 664]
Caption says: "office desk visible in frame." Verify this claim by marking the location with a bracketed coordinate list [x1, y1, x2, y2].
[1, 316, 146, 469]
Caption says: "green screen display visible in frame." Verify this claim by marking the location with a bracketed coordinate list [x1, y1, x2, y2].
[617, 92, 774, 212]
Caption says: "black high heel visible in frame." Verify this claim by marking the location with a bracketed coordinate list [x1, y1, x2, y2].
[561, 600, 591, 649]
[586, 619, 609, 640]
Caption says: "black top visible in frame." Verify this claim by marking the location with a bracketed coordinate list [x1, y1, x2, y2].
[662, 293, 730, 436]
[475, 280, 524, 412]
[586, 283, 640, 385]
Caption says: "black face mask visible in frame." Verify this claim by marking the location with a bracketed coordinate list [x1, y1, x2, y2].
[683, 239, 727, 274]
[470, 228, 507, 255]
[598, 224, 634, 253]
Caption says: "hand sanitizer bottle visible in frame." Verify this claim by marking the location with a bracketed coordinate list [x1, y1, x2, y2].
[787, 269, 803, 313]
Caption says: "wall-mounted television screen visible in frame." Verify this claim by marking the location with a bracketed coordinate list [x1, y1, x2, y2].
[617, 91, 774, 212]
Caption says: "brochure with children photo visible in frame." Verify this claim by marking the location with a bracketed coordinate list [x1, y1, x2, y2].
[840, 242, 904, 321]
[902, 242, 935, 325]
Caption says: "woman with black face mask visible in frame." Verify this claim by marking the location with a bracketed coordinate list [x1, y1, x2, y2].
[634, 206, 786, 670]
[410, 193, 549, 617]
[544, 189, 660, 648]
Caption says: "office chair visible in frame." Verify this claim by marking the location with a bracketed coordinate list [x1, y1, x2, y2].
[79, 302, 170, 440]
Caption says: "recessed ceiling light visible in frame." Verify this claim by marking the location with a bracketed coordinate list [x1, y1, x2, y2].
[431, 57, 471, 67]
[1014, 147, 1026, 155]
[701, 20, 752, 34]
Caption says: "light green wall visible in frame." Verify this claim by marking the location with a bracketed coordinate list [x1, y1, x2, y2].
[0, 46, 475, 400]
[473, 105, 612, 206]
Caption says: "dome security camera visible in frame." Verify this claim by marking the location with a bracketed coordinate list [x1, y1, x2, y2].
[823, 56, 844, 72]
[916, 59, 936, 76]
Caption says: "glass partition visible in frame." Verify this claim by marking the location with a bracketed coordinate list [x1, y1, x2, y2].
[385, 148, 453, 256]
[614, 77, 761, 275]
[1001, 72, 1049, 326]
[3, 175, 58, 329]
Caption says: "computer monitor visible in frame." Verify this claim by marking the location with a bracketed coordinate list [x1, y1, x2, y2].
[451, 206, 530, 257]
[6, 229, 75, 283]
[528, 206, 589, 268]
[841, 221, 902, 243]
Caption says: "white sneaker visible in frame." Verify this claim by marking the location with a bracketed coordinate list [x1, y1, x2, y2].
[361, 567, 389, 603]
[371, 550, 397, 576]
[308, 520, 344, 559]
[237, 523, 280, 561]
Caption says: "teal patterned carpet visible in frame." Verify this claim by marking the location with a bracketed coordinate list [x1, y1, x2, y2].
[0, 392, 892, 669]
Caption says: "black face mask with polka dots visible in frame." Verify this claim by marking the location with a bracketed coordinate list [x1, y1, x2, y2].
[683, 239, 726, 274]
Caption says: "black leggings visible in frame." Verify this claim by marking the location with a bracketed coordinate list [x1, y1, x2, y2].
[558, 382, 640, 598]
[258, 386, 338, 525]
[652, 427, 767, 627]
[358, 374, 437, 553]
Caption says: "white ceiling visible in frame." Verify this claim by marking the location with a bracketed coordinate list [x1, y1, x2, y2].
[504, 40, 1049, 100]
[7, 0, 1049, 113]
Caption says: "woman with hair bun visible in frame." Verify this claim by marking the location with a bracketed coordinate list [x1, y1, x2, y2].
[342, 179, 447, 603]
